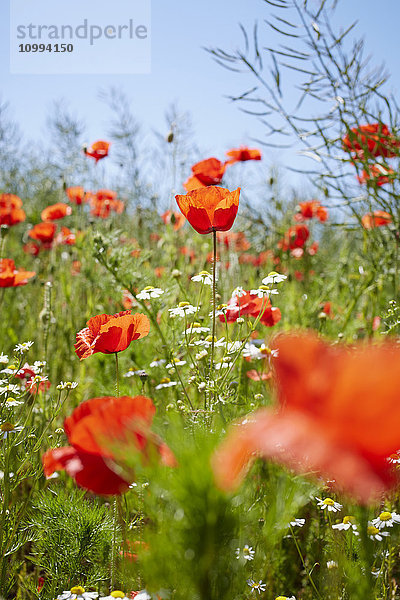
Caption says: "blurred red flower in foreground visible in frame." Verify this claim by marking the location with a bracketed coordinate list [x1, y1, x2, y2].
[221, 291, 281, 327]
[213, 332, 400, 503]
[0, 194, 26, 227]
[41, 202, 72, 221]
[296, 200, 328, 223]
[342, 123, 400, 159]
[84, 140, 110, 163]
[357, 164, 395, 186]
[66, 186, 90, 205]
[184, 158, 226, 191]
[42, 395, 175, 495]
[0, 259, 35, 287]
[161, 210, 186, 231]
[74, 311, 150, 360]
[175, 186, 240, 235]
[28, 222, 57, 247]
[225, 146, 262, 164]
[361, 210, 392, 229]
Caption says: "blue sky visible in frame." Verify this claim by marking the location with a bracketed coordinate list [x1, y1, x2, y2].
[2, 0, 400, 173]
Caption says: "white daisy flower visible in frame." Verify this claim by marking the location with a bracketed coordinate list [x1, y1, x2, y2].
[332, 515, 358, 534]
[57, 381, 78, 390]
[247, 579, 266, 594]
[57, 586, 99, 600]
[274, 596, 296, 600]
[136, 286, 164, 300]
[4, 397, 23, 407]
[14, 341, 34, 354]
[326, 561, 338, 570]
[371, 511, 400, 529]
[0, 383, 21, 395]
[226, 341, 243, 354]
[250, 286, 278, 298]
[99, 591, 130, 600]
[0, 353, 8, 364]
[155, 378, 177, 390]
[149, 358, 166, 368]
[133, 593, 151, 600]
[368, 524, 390, 541]
[0, 422, 24, 438]
[214, 360, 233, 370]
[262, 272, 287, 285]
[316, 497, 342, 512]
[182, 323, 210, 335]
[289, 518, 305, 528]
[235, 544, 255, 561]
[169, 303, 197, 318]
[214, 304, 228, 317]
[193, 336, 225, 348]
[232, 286, 246, 298]
[33, 360, 46, 372]
[166, 359, 186, 368]
[191, 271, 213, 286]
[195, 350, 208, 361]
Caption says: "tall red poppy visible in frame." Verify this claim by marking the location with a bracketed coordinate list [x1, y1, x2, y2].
[221, 291, 281, 327]
[41, 203, 72, 221]
[213, 332, 400, 502]
[225, 146, 262, 165]
[84, 140, 110, 163]
[66, 186, 90, 205]
[0, 259, 35, 287]
[42, 395, 175, 495]
[361, 210, 392, 229]
[342, 123, 400, 159]
[0, 194, 26, 227]
[357, 164, 395, 186]
[28, 222, 57, 248]
[74, 311, 150, 360]
[175, 187, 240, 235]
[183, 158, 226, 191]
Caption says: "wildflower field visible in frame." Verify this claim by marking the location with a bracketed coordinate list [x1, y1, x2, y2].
[2, 1, 400, 599]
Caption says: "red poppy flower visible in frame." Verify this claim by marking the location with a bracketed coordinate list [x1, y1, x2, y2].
[221, 291, 281, 327]
[278, 225, 309, 252]
[213, 332, 400, 503]
[161, 210, 186, 231]
[183, 158, 226, 191]
[23, 242, 40, 256]
[357, 164, 395, 186]
[0, 194, 23, 210]
[342, 123, 400, 159]
[361, 210, 392, 229]
[217, 231, 251, 251]
[42, 395, 175, 495]
[0, 259, 35, 288]
[74, 311, 150, 360]
[175, 187, 240, 235]
[66, 186, 90, 205]
[89, 189, 123, 218]
[26, 377, 51, 395]
[28, 222, 57, 247]
[84, 140, 110, 163]
[225, 146, 262, 165]
[0, 194, 26, 226]
[41, 203, 72, 221]
[296, 200, 328, 223]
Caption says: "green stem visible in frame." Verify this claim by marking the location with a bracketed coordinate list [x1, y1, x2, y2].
[209, 230, 217, 382]
[289, 524, 322, 600]
[115, 353, 120, 397]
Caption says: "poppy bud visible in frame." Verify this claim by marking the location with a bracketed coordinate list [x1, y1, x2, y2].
[166, 131, 174, 143]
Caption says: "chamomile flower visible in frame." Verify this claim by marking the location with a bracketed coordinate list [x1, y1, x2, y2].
[57, 586, 98, 600]
[214, 304, 228, 317]
[226, 341, 243, 354]
[0, 422, 24, 438]
[250, 286, 279, 298]
[14, 341, 34, 354]
[0, 353, 8, 364]
[326, 561, 338, 570]
[169, 303, 197, 318]
[99, 592, 130, 600]
[371, 511, 400, 529]
[166, 358, 186, 368]
[194, 336, 225, 348]
[289, 518, 305, 528]
[4, 397, 23, 407]
[136, 286, 164, 300]
[247, 579, 266, 594]
[195, 350, 208, 361]
[191, 271, 213, 286]
[262, 272, 287, 285]
[182, 323, 210, 335]
[214, 359, 233, 370]
[149, 358, 166, 368]
[368, 525, 390, 541]
[275, 596, 296, 600]
[235, 544, 255, 561]
[332, 515, 358, 534]
[133, 593, 151, 600]
[316, 497, 342, 512]
[155, 378, 177, 390]
[57, 381, 78, 390]
[0, 382, 20, 395]
[232, 286, 246, 298]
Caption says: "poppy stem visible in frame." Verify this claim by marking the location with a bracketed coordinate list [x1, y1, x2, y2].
[115, 353, 120, 397]
[209, 230, 217, 386]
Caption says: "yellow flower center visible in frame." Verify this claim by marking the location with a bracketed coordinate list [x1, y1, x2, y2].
[217, 304, 227, 310]
[199, 270, 210, 276]
[323, 498, 335, 506]
[260, 347, 271, 355]
[368, 526, 379, 535]
[70, 586, 85, 595]
[0, 422, 15, 432]
[111, 592, 125, 598]
[343, 515, 355, 525]
[188, 322, 201, 328]
[160, 377, 170, 384]
[143, 286, 154, 291]
[5, 398, 16, 403]
[178, 302, 190, 308]
[379, 511, 392, 521]
[259, 285, 270, 291]
[205, 335, 217, 342]
[275, 597, 288, 600]
[8, 365, 17, 370]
